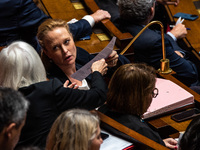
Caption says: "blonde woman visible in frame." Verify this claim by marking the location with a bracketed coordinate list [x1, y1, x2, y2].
[37, 19, 130, 88]
[46, 109, 103, 150]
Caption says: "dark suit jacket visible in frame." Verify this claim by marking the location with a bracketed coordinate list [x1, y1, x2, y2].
[16, 72, 107, 149]
[94, 0, 120, 24]
[98, 104, 165, 146]
[0, 0, 48, 52]
[0, 0, 92, 54]
[119, 21, 199, 86]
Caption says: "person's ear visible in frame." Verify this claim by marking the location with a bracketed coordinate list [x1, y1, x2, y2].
[5, 123, 17, 138]
[150, 7, 154, 16]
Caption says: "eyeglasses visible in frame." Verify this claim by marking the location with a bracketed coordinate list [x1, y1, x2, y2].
[152, 88, 159, 98]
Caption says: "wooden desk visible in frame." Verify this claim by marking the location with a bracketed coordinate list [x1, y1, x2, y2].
[82, 0, 134, 56]
[165, 0, 200, 58]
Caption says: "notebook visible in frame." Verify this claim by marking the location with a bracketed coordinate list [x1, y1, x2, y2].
[143, 78, 194, 119]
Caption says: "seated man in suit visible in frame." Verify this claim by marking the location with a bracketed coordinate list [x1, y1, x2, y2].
[117, 0, 199, 87]
[0, 87, 29, 150]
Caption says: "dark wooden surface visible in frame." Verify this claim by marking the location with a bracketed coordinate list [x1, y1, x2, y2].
[40, 0, 118, 54]
[96, 110, 170, 150]
[165, 0, 200, 59]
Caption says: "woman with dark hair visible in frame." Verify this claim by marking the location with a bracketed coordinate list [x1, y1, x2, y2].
[99, 63, 178, 149]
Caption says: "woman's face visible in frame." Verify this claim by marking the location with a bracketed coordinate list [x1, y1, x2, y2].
[89, 125, 103, 150]
[43, 27, 77, 68]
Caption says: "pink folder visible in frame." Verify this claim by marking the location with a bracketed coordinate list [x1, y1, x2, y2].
[143, 78, 194, 119]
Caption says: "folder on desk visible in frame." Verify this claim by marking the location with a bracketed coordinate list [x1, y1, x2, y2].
[143, 78, 194, 119]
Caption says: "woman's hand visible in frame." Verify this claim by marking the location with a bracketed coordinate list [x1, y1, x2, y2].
[106, 50, 119, 67]
[163, 138, 178, 149]
[63, 80, 79, 89]
[91, 59, 108, 76]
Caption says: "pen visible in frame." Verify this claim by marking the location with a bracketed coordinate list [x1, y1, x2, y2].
[169, 25, 191, 30]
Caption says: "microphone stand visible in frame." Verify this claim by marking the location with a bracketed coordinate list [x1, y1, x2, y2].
[120, 20, 172, 74]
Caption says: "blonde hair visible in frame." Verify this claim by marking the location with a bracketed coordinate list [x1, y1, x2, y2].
[107, 63, 156, 116]
[37, 18, 71, 50]
[46, 109, 99, 150]
[0, 41, 46, 90]
[37, 18, 72, 71]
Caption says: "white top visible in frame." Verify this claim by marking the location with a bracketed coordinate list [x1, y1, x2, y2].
[67, 15, 95, 27]
[78, 79, 90, 90]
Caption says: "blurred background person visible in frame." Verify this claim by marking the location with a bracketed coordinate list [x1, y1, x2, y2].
[46, 109, 102, 150]
[0, 87, 29, 150]
[178, 116, 200, 150]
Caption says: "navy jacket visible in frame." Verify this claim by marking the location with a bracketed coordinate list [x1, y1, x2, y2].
[119, 21, 199, 86]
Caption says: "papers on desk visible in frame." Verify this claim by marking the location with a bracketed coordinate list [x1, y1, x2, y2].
[100, 130, 133, 150]
[143, 78, 194, 119]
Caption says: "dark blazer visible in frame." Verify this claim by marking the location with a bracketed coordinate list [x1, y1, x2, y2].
[98, 104, 165, 146]
[0, 0, 92, 54]
[16, 72, 107, 149]
[119, 21, 199, 86]
[46, 46, 130, 84]
[94, 0, 120, 23]
[0, 0, 48, 52]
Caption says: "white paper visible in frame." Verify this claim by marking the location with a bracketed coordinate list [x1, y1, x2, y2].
[100, 130, 132, 150]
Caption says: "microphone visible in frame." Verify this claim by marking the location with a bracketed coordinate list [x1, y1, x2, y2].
[120, 20, 172, 74]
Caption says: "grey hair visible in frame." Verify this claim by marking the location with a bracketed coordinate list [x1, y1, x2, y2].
[0, 87, 29, 132]
[118, 0, 156, 23]
[0, 41, 46, 90]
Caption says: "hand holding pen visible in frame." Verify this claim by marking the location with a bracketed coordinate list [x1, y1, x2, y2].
[170, 17, 191, 30]
[169, 17, 188, 39]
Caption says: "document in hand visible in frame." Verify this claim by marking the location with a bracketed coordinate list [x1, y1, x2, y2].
[143, 78, 194, 120]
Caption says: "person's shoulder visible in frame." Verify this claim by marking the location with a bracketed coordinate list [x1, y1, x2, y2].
[123, 22, 160, 41]
[76, 46, 94, 64]
[19, 78, 62, 91]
